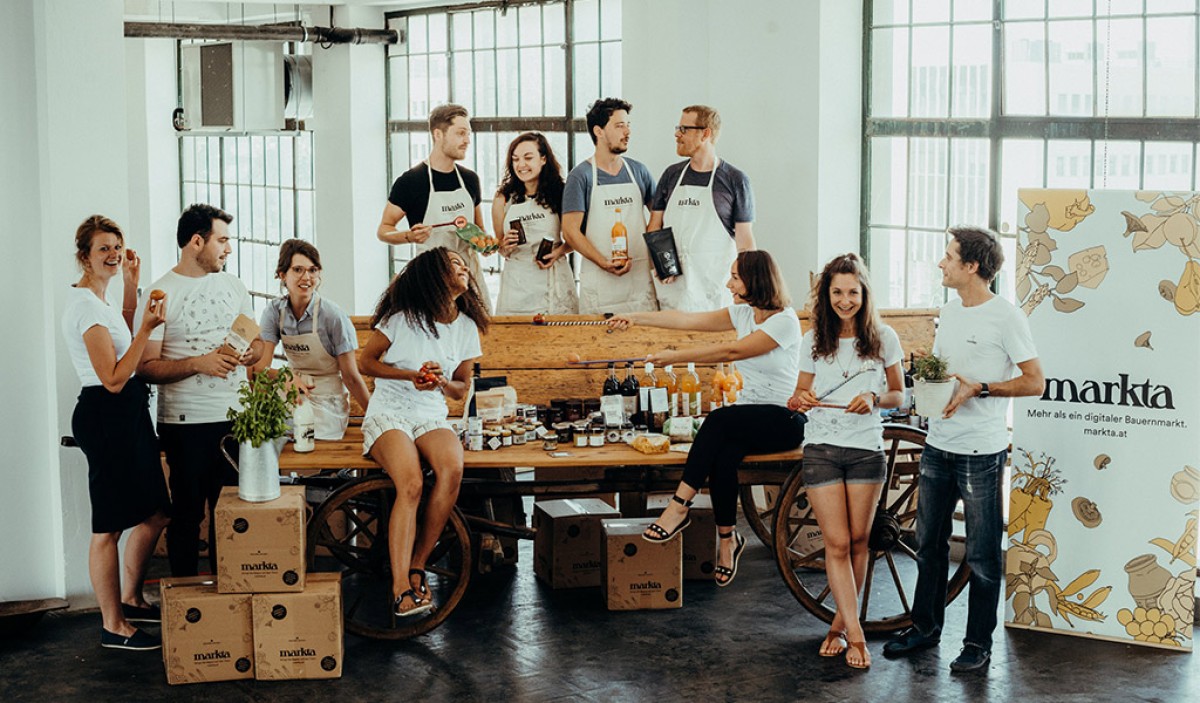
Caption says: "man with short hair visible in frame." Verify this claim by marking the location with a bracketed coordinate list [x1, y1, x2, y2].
[562, 97, 658, 313]
[648, 105, 755, 311]
[884, 226, 1044, 673]
[378, 103, 491, 308]
[137, 204, 264, 577]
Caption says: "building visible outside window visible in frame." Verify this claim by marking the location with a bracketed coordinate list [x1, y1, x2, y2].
[865, 0, 1200, 308]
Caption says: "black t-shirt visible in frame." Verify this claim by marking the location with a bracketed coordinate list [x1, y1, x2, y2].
[387, 162, 483, 225]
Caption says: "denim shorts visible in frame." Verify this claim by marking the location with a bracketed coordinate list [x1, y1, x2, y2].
[801, 443, 887, 488]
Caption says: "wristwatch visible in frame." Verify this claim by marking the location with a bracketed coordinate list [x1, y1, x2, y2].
[979, 382, 990, 398]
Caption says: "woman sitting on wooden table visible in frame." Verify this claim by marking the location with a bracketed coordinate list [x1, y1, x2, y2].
[358, 247, 488, 617]
[608, 250, 804, 587]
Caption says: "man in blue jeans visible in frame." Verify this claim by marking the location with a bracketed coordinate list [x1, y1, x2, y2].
[884, 226, 1043, 673]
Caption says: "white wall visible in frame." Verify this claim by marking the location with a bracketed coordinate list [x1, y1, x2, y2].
[622, 0, 862, 304]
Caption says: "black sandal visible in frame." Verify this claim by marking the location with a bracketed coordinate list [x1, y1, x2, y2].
[714, 530, 746, 588]
[409, 568, 429, 601]
[642, 495, 693, 543]
[394, 589, 433, 618]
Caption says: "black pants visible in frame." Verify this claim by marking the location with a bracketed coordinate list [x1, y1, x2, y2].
[681, 404, 806, 527]
[158, 421, 238, 577]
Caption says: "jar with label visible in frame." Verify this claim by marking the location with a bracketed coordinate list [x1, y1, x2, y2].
[500, 429, 512, 447]
[542, 433, 559, 451]
[484, 430, 502, 450]
[620, 422, 635, 443]
[605, 424, 622, 444]
[574, 427, 589, 447]
[512, 425, 527, 445]
[589, 424, 605, 447]
[552, 422, 573, 444]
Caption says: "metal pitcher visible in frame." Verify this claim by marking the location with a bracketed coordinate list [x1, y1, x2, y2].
[220, 435, 285, 503]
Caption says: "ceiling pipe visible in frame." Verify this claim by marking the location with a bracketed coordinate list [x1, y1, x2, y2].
[124, 21, 399, 45]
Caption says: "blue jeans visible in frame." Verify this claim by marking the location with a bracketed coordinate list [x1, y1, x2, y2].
[911, 444, 1006, 652]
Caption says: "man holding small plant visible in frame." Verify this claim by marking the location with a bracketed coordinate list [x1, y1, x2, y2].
[884, 226, 1044, 673]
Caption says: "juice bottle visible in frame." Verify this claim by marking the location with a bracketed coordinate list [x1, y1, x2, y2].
[659, 364, 679, 417]
[710, 362, 727, 412]
[610, 209, 629, 263]
[723, 362, 740, 405]
[680, 362, 702, 417]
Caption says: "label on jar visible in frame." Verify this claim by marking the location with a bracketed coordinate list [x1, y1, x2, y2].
[487, 436, 502, 451]
[575, 434, 588, 447]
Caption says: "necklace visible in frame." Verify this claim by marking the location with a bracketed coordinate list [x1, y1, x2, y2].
[833, 340, 853, 379]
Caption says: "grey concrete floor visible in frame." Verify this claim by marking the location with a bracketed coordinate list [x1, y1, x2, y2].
[2, 522, 1197, 703]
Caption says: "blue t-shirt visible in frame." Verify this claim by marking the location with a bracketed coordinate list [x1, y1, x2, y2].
[259, 295, 358, 358]
[562, 157, 656, 234]
[652, 159, 755, 238]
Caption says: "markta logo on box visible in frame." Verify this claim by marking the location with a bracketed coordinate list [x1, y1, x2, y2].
[1041, 374, 1174, 409]
[280, 647, 317, 658]
[571, 559, 601, 571]
[629, 580, 661, 590]
[242, 561, 278, 572]
[194, 649, 231, 662]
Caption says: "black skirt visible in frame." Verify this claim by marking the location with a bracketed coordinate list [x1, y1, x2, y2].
[71, 378, 171, 533]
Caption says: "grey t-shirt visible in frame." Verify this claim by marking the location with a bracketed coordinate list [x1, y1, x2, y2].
[562, 157, 656, 234]
[651, 159, 755, 238]
[259, 295, 358, 358]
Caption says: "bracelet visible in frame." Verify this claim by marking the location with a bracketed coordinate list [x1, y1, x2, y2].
[123, 307, 136, 312]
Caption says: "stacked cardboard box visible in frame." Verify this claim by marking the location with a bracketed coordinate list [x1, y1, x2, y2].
[160, 486, 343, 684]
[600, 518, 683, 610]
[533, 498, 620, 589]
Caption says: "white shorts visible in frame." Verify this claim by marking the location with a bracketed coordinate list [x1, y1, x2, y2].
[361, 413, 456, 456]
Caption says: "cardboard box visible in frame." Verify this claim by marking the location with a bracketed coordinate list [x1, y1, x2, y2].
[533, 498, 621, 589]
[160, 576, 255, 685]
[647, 493, 716, 581]
[214, 486, 306, 593]
[601, 518, 683, 610]
[534, 465, 616, 508]
[252, 572, 343, 680]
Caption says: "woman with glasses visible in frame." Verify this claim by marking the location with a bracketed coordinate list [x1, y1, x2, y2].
[253, 239, 371, 440]
[787, 253, 905, 670]
[492, 132, 578, 315]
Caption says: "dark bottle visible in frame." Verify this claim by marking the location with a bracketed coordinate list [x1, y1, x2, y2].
[536, 234, 556, 264]
[509, 219, 527, 245]
[466, 362, 482, 451]
[620, 362, 639, 423]
[602, 363, 621, 398]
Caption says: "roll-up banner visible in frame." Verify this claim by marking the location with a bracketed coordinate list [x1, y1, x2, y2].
[1008, 189, 1199, 651]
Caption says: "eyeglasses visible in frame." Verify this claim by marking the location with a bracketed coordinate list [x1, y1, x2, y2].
[674, 125, 706, 135]
[289, 266, 321, 277]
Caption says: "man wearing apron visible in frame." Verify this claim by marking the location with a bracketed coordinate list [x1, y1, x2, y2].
[495, 196, 578, 315]
[649, 105, 756, 312]
[563, 97, 658, 314]
[376, 103, 491, 308]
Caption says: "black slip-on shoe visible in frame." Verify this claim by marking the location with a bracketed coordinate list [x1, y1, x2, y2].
[949, 645, 991, 673]
[882, 627, 940, 658]
[121, 603, 161, 624]
[100, 628, 161, 651]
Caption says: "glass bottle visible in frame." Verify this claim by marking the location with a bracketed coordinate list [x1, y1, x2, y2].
[602, 362, 620, 398]
[710, 362, 727, 413]
[660, 364, 679, 417]
[620, 362, 639, 423]
[610, 208, 629, 263]
[466, 362, 483, 451]
[638, 362, 658, 429]
[680, 362, 702, 417]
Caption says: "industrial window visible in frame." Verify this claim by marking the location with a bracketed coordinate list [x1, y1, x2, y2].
[385, 0, 622, 299]
[864, 0, 1200, 307]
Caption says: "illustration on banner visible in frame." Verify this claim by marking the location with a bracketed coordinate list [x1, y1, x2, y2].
[1017, 190, 1106, 315]
[1122, 191, 1200, 315]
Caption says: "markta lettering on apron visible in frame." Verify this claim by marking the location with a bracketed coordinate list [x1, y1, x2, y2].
[577, 158, 658, 314]
[655, 160, 737, 312]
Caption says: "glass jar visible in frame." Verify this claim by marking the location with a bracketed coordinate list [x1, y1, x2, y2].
[566, 398, 585, 423]
[500, 429, 512, 447]
[552, 422, 573, 444]
[589, 425, 605, 447]
[512, 425, 527, 445]
[542, 433, 559, 451]
[620, 422, 635, 443]
[605, 424, 622, 444]
[574, 428, 589, 448]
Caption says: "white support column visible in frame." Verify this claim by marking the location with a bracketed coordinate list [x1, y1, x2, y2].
[312, 5, 390, 315]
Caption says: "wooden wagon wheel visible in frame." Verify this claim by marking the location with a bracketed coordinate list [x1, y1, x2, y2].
[772, 424, 971, 633]
[739, 483, 784, 548]
[306, 475, 472, 640]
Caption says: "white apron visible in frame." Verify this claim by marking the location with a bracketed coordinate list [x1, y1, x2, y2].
[577, 159, 658, 314]
[655, 160, 737, 312]
[494, 198, 578, 315]
[279, 296, 350, 441]
[417, 162, 491, 309]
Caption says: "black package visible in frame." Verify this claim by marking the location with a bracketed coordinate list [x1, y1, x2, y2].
[643, 227, 683, 279]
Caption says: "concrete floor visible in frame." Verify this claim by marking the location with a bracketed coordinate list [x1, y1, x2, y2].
[2, 525, 1197, 703]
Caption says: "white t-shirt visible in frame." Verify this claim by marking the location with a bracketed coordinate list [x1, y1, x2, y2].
[136, 270, 254, 424]
[727, 305, 802, 407]
[927, 296, 1038, 455]
[799, 325, 903, 450]
[61, 286, 131, 388]
[365, 311, 483, 422]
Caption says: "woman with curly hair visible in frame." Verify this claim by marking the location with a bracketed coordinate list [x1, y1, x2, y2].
[358, 247, 489, 617]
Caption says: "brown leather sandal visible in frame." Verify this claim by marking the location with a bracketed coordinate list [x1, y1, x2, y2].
[846, 641, 871, 669]
[819, 629, 848, 657]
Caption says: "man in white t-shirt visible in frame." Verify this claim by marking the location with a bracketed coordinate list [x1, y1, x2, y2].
[884, 226, 1044, 673]
[136, 204, 264, 577]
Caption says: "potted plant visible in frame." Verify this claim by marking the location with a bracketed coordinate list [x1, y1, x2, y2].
[221, 368, 300, 502]
[910, 352, 956, 419]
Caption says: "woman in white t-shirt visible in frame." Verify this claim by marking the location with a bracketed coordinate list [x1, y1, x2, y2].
[608, 250, 804, 588]
[358, 247, 488, 618]
[788, 253, 905, 670]
[61, 215, 170, 651]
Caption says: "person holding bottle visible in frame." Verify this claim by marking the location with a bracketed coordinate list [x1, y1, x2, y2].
[63, 215, 171, 650]
[608, 250, 803, 586]
[562, 97, 658, 313]
[357, 247, 488, 617]
[787, 253, 905, 670]
[252, 239, 371, 440]
[492, 132, 578, 315]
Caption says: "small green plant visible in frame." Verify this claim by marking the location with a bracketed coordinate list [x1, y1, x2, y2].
[227, 368, 300, 448]
[911, 352, 950, 382]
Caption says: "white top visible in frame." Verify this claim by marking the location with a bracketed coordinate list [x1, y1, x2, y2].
[927, 296, 1038, 455]
[61, 286, 131, 388]
[136, 270, 254, 424]
[727, 305, 802, 407]
[799, 325, 903, 450]
[365, 312, 483, 422]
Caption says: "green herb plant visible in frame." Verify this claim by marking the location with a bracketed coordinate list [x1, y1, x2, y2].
[227, 367, 300, 448]
[911, 352, 951, 382]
